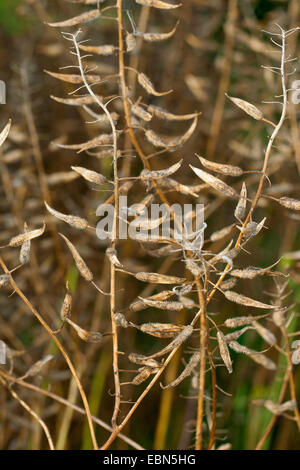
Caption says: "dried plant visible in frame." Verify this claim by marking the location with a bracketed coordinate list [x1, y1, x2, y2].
[1, 0, 300, 451]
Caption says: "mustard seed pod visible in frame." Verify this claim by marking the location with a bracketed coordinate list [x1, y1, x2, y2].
[106, 247, 123, 268]
[148, 324, 193, 359]
[9, 223, 45, 247]
[114, 313, 129, 328]
[161, 352, 201, 389]
[22, 355, 54, 379]
[278, 197, 300, 210]
[131, 103, 152, 122]
[249, 353, 276, 370]
[217, 331, 233, 373]
[140, 159, 182, 180]
[47, 9, 101, 27]
[135, 0, 181, 9]
[45, 202, 88, 230]
[128, 353, 160, 369]
[252, 321, 276, 345]
[224, 326, 253, 341]
[234, 182, 247, 221]
[138, 322, 185, 338]
[263, 400, 296, 415]
[190, 165, 237, 198]
[224, 291, 275, 309]
[71, 166, 107, 185]
[60, 284, 72, 322]
[59, 233, 93, 281]
[135, 272, 185, 284]
[19, 223, 31, 265]
[225, 316, 254, 328]
[147, 103, 197, 121]
[197, 155, 243, 177]
[226, 94, 264, 120]
[67, 318, 102, 343]
[138, 72, 172, 96]
[137, 22, 178, 42]
[131, 367, 152, 385]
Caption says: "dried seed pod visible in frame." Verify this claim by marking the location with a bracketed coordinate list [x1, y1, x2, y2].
[129, 290, 174, 312]
[135, 272, 185, 284]
[263, 400, 296, 415]
[220, 278, 237, 290]
[239, 218, 266, 240]
[224, 291, 275, 309]
[252, 321, 276, 345]
[190, 165, 237, 198]
[234, 182, 247, 221]
[131, 214, 167, 231]
[128, 353, 160, 369]
[161, 352, 201, 389]
[47, 9, 101, 27]
[291, 341, 300, 365]
[224, 326, 253, 342]
[140, 159, 183, 180]
[45, 70, 102, 84]
[47, 171, 79, 186]
[51, 95, 103, 106]
[272, 309, 286, 327]
[67, 318, 102, 343]
[249, 353, 276, 370]
[71, 166, 107, 184]
[147, 104, 198, 121]
[0, 119, 11, 147]
[197, 155, 243, 177]
[126, 32, 136, 52]
[157, 178, 199, 197]
[210, 224, 235, 242]
[145, 117, 197, 148]
[138, 22, 178, 42]
[106, 247, 123, 268]
[79, 44, 118, 55]
[0, 275, 10, 289]
[131, 103, 152, 122]
[9, 223, 45, 247]
[148, 324, 193, 359]
[278, 197, 300, 210]
[135, 0, 181, 8]
[137, 299, 184, 312]
[60, 284, 72, 321]
[114, 313, 129, 328]
[228, 341, 256, 355]
[57, 133, 115, 153]
[225, 316, 255, 328]
[138, 72, 172, 96]
[138, 322, 185, 338]
[59, 233, 93, 281]
[19, 223, 31, 265]
[131, 367, 152, 385]
[226, 94, 263, 120]
[22, 355, 54, 379]
[45, 202, 88, 230]
[230, 267, 264, 279]
[217, 331, 233, 373]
